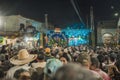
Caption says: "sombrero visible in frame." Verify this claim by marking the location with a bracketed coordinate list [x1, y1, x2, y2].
[10, 49, 37, 66]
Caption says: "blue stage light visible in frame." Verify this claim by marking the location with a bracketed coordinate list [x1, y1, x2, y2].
[62, 23, 90, 46]
[46, 23, 90, 46]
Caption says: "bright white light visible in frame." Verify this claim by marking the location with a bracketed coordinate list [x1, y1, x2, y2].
[111, 6, 114, 9]
[114, 13, 119, 17]
[24, 37, 33, 42]
[74, 38, 77, 40]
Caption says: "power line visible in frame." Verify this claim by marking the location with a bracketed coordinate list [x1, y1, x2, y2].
[70, 0, 84, 24]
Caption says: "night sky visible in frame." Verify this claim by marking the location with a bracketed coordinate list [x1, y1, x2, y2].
[0, 0, 120, 27]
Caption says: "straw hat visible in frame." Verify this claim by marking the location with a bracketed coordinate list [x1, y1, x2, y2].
[10, 49, 37, 65]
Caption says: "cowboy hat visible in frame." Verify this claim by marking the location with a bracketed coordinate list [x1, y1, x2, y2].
[10, 49, 37, 65]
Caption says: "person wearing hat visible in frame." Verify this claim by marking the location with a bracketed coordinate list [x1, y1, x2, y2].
[6, 49, 37, 80]
[44, 48, 54, 61]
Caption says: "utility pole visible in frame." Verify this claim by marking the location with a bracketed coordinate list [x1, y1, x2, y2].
[86, 15, 89, 29]
[45, 14, 48, 30]
[43, 14, 48, 47]
[90, 6, 95, 47]
[40, 14, 48, 47]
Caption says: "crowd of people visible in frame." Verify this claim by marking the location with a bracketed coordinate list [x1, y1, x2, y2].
[0, 43, 120, 80]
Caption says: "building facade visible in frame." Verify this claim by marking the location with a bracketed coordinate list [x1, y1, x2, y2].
[97, 20, 117, 45]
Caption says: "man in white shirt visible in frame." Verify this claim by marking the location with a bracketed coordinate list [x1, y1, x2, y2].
[6, 49, 37, 80]
[31, 53, 46, 69]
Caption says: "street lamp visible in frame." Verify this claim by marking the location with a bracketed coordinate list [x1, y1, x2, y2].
[114, 12, 119, 17]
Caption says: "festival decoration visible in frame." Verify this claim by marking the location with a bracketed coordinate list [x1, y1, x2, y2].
[62, 23, 90, 46]
[46, 23, 91, 47]
[47, 32, 67, 47]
